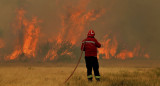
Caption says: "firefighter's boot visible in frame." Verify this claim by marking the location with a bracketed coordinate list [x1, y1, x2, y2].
[95, 76, 100, 81]
[87, 75, 93, 82]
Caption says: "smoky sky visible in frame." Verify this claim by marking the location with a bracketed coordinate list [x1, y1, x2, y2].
[0, 0, 160, 59]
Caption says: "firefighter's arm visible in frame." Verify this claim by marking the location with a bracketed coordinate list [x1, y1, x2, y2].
[81, 41, 85, 51]
[94, 38, 101, 48]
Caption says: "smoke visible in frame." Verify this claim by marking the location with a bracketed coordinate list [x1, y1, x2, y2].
[92, 0, 160, 59]
[0, 0, 160, 61]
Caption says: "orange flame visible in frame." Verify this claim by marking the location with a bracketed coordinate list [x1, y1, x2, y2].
[22, 17, 40, 57]
[4, 1, 150, 61]
[44, 50, 57, 61]
[45, 0, 105, 61]
[6, 49, 22, 60]
[116, 50, 134, 60]
[98, 35, 118, 59]
[57, 0, 105, 45]
[5, 9, 40, 60]
[98, 34, 150, 59]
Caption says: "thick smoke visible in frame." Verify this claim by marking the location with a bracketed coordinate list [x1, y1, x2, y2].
[0, 0, 160, 61]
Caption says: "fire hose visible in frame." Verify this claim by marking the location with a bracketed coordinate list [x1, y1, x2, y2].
[64, 50, 83, 83]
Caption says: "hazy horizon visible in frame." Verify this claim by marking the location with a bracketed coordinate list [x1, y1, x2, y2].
[0, 0, 160, 61]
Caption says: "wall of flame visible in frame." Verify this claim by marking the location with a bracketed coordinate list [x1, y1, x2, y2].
[0, 0, 159, 61]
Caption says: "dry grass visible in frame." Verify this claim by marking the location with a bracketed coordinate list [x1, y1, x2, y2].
[0, 63, 160, 86]
[67, 68, 160, 86]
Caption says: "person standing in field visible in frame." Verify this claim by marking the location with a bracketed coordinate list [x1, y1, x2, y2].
[81, 29, 101, 82]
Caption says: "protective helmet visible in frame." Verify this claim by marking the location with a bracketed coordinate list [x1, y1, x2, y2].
[87, 29, 95, 37]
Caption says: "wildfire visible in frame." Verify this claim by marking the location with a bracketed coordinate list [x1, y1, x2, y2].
[44, 0, 105, 61]
[22, 17, 40, 57]
[98, 34, 150, 59]
[44, 49, 57, 61]
[56, 0, 105, 45]
[4, 0, 150, 61]
[5, 9, 40, 60]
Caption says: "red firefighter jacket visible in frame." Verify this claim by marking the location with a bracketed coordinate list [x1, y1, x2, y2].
[81, 37, 101, 57]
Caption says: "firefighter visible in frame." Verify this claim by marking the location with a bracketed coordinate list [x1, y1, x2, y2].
[81, 29, 101, 82]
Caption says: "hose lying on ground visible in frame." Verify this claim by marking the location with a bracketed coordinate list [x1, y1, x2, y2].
[64, 50, 83, 84]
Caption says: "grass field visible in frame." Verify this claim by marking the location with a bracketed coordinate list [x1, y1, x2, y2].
[0, 62, 160, 86]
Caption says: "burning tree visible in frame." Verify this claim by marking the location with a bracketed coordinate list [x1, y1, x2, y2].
[3, 0, 150, 62]
[5, 9, 40, 61]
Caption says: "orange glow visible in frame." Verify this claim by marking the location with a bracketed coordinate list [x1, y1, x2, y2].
[45, 0, 105, 61]
[110, 36, 118, 57]
[44, 50, 57, 61]
[116, 50, 134, 59]
[5, 9, 40, 60]
[144, 53, 150, 58]
[98, 34, 150, 60]
[6, 49, 22, 60]
[22, 17, 40, 57]
[98, 35, 117, 59]
[61, 50, 72, 56]
[57, 0, 105, 45]
[4, 1, 150, 61]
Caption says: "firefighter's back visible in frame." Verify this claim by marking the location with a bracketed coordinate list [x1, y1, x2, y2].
[82, 37, 101, 57]
[81, 29, 101, 82]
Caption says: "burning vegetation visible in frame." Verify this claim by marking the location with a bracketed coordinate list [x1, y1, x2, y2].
[5, 9, 40, 60]
[1, 0, 150, 62]
[98, 34, 150, 59]
[44, 0, 105, 61]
